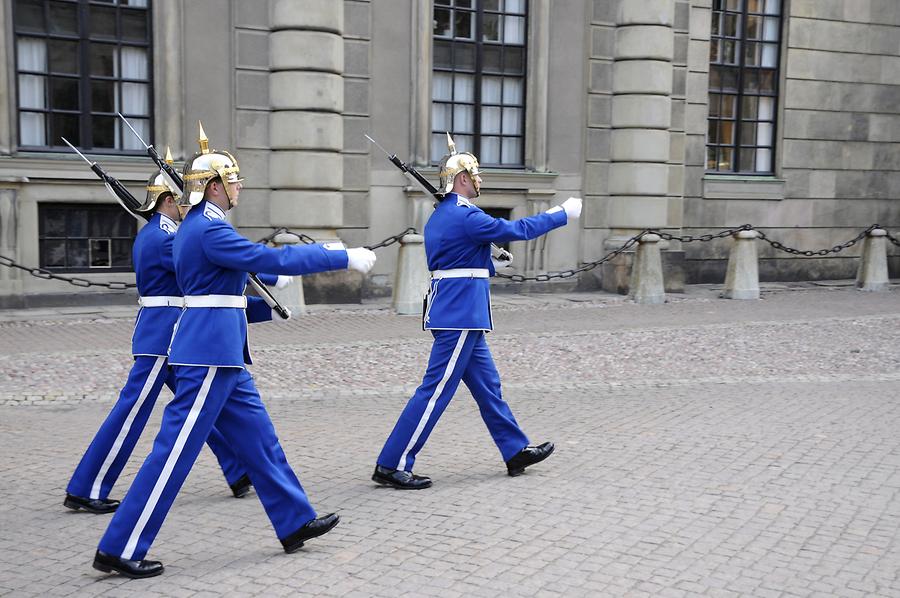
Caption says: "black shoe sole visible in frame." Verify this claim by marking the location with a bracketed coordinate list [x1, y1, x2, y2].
[507, 444, 555, 477]
[64, 497, 118, 514]
[92, 560, 164, 579]
[283, 516, 341, 554]
[371, 474, 433, 490]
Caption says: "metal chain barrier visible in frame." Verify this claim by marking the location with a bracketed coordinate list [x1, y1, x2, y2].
[0, 254, 136, 290]
[885, 230, 900, 248]
[257, 226, 418, 251]
[495, 230, 649, 282]
[756, 224, 879, 256]
[0, 224, 893, 288]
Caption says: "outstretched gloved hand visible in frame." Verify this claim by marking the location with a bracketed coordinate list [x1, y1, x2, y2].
[561, 196, 582, 221]
[275, 275, 293, 289]
[346, 247, 377, 273]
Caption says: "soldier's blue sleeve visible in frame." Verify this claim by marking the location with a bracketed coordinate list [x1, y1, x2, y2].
[160, 234, 175, 273]
[203, 221, 349, 275]
[255, 272, 278, 286]
[246, 296, 273, 323]
[463, 209, 568, 244]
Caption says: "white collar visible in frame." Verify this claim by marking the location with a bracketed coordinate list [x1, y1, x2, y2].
[158, 213, 178, 233]
[203, 201, 226, 221]
[451, 193, 474, 208]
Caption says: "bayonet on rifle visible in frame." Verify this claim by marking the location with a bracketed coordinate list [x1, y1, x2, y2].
[62, 137, 145, 221]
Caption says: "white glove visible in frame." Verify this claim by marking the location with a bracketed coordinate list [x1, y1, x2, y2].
[560, 197, 582, 221]
[346, 247, 376, 274]
[275, 275, 293, 289]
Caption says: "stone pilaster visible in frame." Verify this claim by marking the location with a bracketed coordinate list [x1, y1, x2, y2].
[268, 0, 344, 236]
[602, 0, 678, 293]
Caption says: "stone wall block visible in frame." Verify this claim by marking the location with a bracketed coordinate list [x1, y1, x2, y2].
[270, 72, 343, 111]
[270, 30, 343, 72]
[270, 111, 343, 150]
[610, 129, 670, 162]
[615, 26, 674, 60]
[271, 0, 343, 32]
[611, 95, 672, 128]
[269, 151, 343, 189]
[613, 60, 673, 94]
[617, 0, 675, 26]
[609, 163, 669, 195]
[269, 190, 343, 228]
[608, 196, 669, 227]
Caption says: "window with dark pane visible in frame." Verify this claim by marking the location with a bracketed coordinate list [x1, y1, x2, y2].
[432, 0, 527, 168]
[13, 0, 153, 152]
[706, 0, 781, 174]
[38, 203, 136, 272]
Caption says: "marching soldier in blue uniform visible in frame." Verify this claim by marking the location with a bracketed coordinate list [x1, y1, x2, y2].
[65, 170, 266, 515]
[373, 136, 582, 489]
[93, 129, 376, 578]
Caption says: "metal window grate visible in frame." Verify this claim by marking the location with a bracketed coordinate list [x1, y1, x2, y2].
[13, 0, 154, 153]
[706, 0, 782, 174]
[432, 0, 528, 168]
[39, 203, 136, 272]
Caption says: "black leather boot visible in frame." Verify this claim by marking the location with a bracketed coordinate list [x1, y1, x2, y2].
[64, 493, 120, 514]
[506, 442, 555, 476]
[93, 550, 164, 578]
[229, 474, 253, 498]
[372, 465, 433, 489]
[280, 513, 340, 554]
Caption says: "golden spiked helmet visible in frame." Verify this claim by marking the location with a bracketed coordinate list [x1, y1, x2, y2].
[180, 121, 242, 207]
[438, 133, 480, 195]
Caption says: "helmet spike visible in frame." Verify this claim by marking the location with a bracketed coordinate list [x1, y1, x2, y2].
[164, 146, 174, 165]
[197, 121, 209, 154]
[446, 132, 457, 156]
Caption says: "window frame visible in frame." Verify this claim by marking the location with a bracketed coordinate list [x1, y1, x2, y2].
[431, 0, 528, 168]
[38, 202, 136, 273]
[706, 0, 783, 175]
[12, 0, 154, 154]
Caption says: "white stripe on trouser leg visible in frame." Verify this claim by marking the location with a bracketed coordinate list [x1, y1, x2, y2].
[122, 366, 217, 559]
[396, 331, 468, 470]
[90, 356, 167, 500]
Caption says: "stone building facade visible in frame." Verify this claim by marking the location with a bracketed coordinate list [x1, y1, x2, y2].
[0, 0, 897, 307]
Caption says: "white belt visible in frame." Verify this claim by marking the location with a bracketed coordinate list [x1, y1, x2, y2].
[431, 268, 490, 280]
[183, 295, 247, 308]
[138, 296, 184, 308]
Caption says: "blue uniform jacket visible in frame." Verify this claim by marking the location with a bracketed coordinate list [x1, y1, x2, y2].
[131, 213, 183, 357]
[423, 193, 568, 331]
[168, 200, 349, 368]
[131, 212, 280, 357]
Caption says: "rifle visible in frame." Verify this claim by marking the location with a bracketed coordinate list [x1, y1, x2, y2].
[117, 120, 292, 320]
[117, 112, 184, 197]
[61, 137, 146, 222]
[364, 134, 513, 266]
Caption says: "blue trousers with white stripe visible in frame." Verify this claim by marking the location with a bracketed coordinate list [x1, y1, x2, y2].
[98, 365, 317, 560]
[66, 356, 246, 501]
[377, 330, 530, 472]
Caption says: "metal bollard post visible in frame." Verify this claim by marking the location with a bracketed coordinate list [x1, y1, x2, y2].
[392, 233, 430, 315]
[271, 232, 307, 315]
[628, 233, 665, 304]
[856, 228, 889, 292]
[722, 229, 760, 300]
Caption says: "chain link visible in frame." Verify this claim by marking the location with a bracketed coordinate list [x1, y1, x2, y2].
[756, 224, 879, 257]
[0, 254, 137, 289]
[257, 227, 418, 251]
[365, 227, 418, 251]
[653, 224, 754, 244]
[885, 230, 900, 248]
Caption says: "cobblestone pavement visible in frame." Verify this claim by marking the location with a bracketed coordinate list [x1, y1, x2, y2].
[1, 285, 899, 597]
